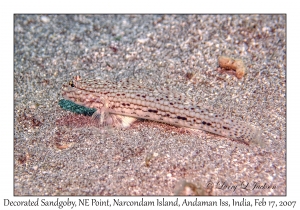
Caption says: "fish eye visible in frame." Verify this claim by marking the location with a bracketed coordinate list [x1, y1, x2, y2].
[69, 80, 75, 87]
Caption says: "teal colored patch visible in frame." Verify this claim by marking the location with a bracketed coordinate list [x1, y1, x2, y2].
[114, 36, 122, 41]
[59, 99, 96, 116]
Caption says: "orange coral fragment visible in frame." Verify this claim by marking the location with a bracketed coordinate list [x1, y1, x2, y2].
[218, 56, 246, 79]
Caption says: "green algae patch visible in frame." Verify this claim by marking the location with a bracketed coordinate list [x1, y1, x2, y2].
[59, 99, 96, 116]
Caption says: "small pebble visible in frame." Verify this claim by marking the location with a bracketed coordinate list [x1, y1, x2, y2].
[41, 16, 50, 23]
